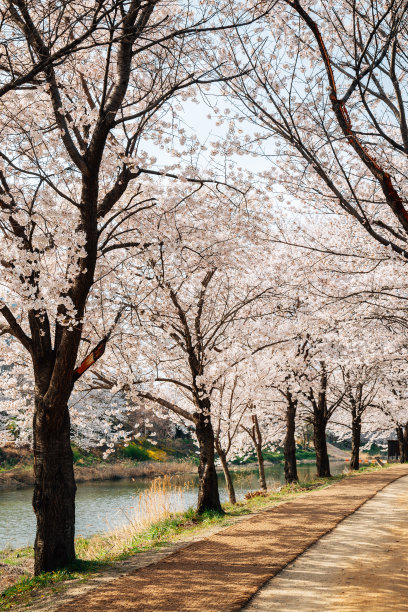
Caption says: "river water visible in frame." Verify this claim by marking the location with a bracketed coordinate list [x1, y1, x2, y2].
[0, 461, 346, 550]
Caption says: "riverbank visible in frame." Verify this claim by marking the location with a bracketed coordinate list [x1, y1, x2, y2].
[0, 463, 395, 610]
[0, 462, 345, 552]
[0, 459, 196, 491]
[0, 457, 343, 491]
[1, 438, 372, 492]
[0, 438, 201, 491]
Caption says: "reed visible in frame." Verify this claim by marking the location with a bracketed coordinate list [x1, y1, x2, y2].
[76, 475, 193, 561]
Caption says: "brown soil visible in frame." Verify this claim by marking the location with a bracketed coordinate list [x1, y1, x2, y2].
[53, 465, 408, 612]
[0, 558, 34, 593]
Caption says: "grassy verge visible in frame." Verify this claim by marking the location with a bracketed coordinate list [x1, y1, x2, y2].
[0, 463, 386, 610]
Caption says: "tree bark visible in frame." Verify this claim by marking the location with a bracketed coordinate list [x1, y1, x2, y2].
[32, 397, 76, 574]
[195, 408, 223, 514]
[397, 425, 408, 463]
[350, 413, 361, 471]
[283, 395, 298, 483]
[313, 417, 331, 477]
[254, 441, 267, 491]
[252, 415, 267, 491]
[215, 442, 236, 504]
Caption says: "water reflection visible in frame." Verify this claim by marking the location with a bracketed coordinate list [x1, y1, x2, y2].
[0, 462, 346, 550]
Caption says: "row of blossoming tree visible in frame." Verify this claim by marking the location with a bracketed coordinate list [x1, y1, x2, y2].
[1, 0, 408, 576]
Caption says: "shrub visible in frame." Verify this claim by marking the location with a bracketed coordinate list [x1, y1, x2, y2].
[145, 448, 167, 462]
[122, 443, 151, 461]
[296, 449, 316, 460]
[72, 447, 82, 463]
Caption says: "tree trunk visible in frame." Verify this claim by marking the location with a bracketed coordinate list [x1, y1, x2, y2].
[397, 425, 408, 463]
[195, 409, 223, 514]
[252, 415, 267, 491]
[254, 441, 267, 490]
[397, 426, 404, 462]
[404, 424, 408, 462]
[215, 442, 236, 504]
[350, 413, 361, 471]
[283, 396, 298, 483]
[32, 398, 76, 574]
[313, 418, 331, 477]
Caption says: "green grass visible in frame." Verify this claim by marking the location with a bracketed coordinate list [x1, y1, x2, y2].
[0, 559, 108, 610]
[0, 463, 387, 609]
[0, 459, 19, 472]
[120, 508, 227, 557]
[0, 547, 33, 567]
[1, 569, 77, 610]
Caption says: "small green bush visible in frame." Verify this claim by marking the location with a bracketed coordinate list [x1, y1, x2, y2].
[262, 451, 284, 463]
[122, 442, 151, 461]
[296, 449, 316, 460]
[71, 447, 82, 463]
[367, 443, 386, 456]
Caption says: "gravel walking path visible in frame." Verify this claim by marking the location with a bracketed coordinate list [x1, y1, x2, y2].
[55, 466, 408, 612]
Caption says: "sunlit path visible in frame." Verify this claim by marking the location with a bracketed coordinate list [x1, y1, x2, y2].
[40, 467, 408, 611]
[244, 474, 408, 612]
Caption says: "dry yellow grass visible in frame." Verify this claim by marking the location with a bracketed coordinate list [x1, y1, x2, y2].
[76, 475, 193, 561]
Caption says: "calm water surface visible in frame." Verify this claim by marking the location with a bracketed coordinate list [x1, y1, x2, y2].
[0, 461, 346, 550]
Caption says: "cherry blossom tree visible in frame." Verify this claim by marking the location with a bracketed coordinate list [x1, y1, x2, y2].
[372, 356, 408, 462]
[101, 196, 285, 512]
[213, 0, 408, 263]
[0, 0, 274, 573]
[212, 370, 249, 504]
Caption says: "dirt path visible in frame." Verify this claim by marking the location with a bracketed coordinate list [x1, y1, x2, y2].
[245, 473, 408, 611]
[50, 466, 408, 612]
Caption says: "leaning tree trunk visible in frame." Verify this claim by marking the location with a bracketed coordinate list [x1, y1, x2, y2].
[32, 397, 76, 574]
[283, 396, 298, 483]
[215, 442, 236, 504]
[313, 417, 331, 477]
[195, 408, 223, 514]
[350, 413, 361, 471]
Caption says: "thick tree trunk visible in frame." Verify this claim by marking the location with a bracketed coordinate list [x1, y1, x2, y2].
[397, 425, 408, 463]
[350, 414, 361, 471]
[283, 397, 298, 483]
[313, 418, 331, 477]
[195, 410, 223, 514]
[215, 442, 236, 504]
[32, 398, 76, 574]
[404, 425, 408, 462]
